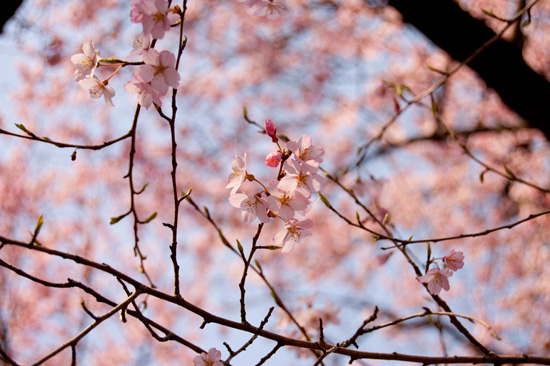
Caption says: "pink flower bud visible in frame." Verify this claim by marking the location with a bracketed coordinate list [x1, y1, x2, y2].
[265, 119, 278, 143]
[265, 151, 282, 167]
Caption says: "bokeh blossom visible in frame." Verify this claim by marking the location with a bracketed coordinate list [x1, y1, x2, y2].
[254, 0, 287, 20]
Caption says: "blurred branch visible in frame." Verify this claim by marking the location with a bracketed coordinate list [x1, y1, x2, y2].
[372, 124, 530, 158]
[31, 290, 141, 366]
[348, 0, 542, 175]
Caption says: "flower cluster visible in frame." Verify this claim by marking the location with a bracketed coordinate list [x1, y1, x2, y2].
[417, 249, 465, 295]
[238, 0, 288, 20]
[193, 348, 223, 366]
[70, 0, 180, 109]
[71, 41, 115, 106]
[227, 119, 325, 252]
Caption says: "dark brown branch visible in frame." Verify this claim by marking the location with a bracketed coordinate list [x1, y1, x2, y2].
[386, 0, 550, 140]
[0, 256, 204, 354]
[3, 237, 545, 364]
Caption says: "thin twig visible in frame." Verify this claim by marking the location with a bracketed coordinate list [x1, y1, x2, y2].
[31, 290, 141, 366]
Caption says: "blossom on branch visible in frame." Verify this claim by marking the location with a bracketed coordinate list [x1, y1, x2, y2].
[229, 192, 270, 223]
[443, 249, 465, 271]
[278, 158, 325, 199]
[226, 153, 248, 194]
[417, 267, 453, 295]
[265, 150, 282, 167]
[137, 49, 180, 95]
[78, 76, 115, 106]
[267, 179, 310, 221]
[193, 348, 223, 366]
[286, 134, 324, 167]
[71, 41, 100, 81]
[124, 71, 162, 109]
[127, 33, 151, 59]
[265, 119, 278, 143]
[130, 0, 179, 39]
[273, 218, 313, 253]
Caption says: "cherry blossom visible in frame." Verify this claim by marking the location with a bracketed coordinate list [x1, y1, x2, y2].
[193, 348, 223, 366]
[127, 33, 151, 60]
[226, 153, 247, 194]
[130, 0, 178, 40]
[229, 192, 270, 223]
[286, 134, 324, 167]
[417, 268, 453, 295]
[264, 119, 278, 143]
[137, 49, 180, 95]
[78, 76, 115, 106]
[278, 158, 325, 198]
[443, 249, 465, 271]
[253, 0, 288, 20]
[70, 41, 100, 81]
[130, 1, 145, 23]
[124, 71, 162, 109]
[265, 150, 282, 167]
[273, 218, 313, 253]
[266, 179, 310, 221]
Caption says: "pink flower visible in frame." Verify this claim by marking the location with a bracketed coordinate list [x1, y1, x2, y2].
[264, 119, 278, 143]
[254, 0, 288, 20]
[226, 154, 247, 194]
[417, 268, 453, 295]
[124, 71, 162, 109]
[127, 33, 151, 59]
[265, 151, 282, 167]
[278, 159, 325, 198]
[70, 41, 100, 81]
[266, 180, 310, 221]
[130, 1, 145, 23]
[193, 348, 223, 366]
[137, 49, 180, 95]
[286, 134, 324, 167]
[78, 76, 115, 106]
[131, 0, 178, 39]
[229, 192, 270, 223]
[273, 218, 313, 253]
[443, 249, 465, 271]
